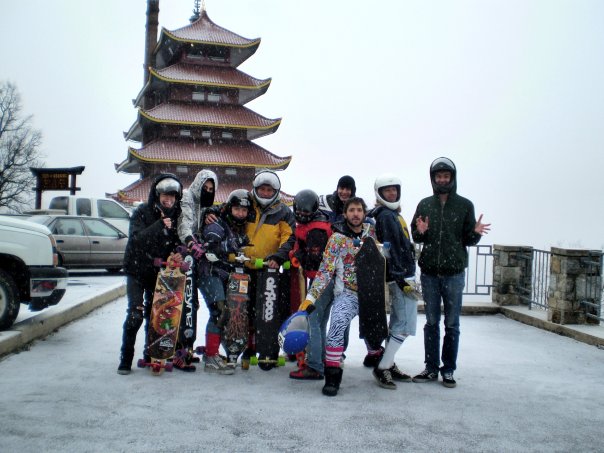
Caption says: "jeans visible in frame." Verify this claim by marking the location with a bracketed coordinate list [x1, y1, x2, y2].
[306, 280, 335, 374]
[198, 274, 226, 335]
[420, 272, 465, 375]
[388, 282, 418, 336]
[120, 274, 155, 360]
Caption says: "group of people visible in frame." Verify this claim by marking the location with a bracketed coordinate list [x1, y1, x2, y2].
[116, 157, 490, 398]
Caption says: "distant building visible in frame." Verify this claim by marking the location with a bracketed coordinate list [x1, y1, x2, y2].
[111, 1, 291, 205]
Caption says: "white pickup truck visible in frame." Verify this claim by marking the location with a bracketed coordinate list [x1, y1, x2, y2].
[0, 216, 68, 330]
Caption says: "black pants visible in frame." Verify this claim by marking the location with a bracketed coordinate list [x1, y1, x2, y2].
[120, 274, 156, 361]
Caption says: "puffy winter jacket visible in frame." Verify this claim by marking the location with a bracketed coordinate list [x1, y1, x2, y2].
[243, 198, 296, 269]
[123, 173, 183, 279]
[411, 192, 481, 276]
[368, 205, 416, 282]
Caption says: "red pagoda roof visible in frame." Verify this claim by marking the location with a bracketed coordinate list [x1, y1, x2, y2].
[116, 139, 291, 173]
[134, 65, 271, 108]
[110, 175, 293, 206]
[125, 103, 281, 141]
[152, 64, 270, 89]
[164, 10, 260, 48]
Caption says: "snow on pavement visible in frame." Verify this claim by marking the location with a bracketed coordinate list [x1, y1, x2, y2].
[1, 296, 604, 453]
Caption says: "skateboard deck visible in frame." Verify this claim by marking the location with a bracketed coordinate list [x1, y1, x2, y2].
[251, 262, 287, 370]
[142, 252, 187, 375]
[289, 264, 306, 316]
[175, 246, 199, 368]
[222, 266, 250, 364]
[356, 237, 388, 350]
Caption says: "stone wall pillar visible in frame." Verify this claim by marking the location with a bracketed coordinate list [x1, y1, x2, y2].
[548, 248, 602, 325]
[492, 245, 533, 306]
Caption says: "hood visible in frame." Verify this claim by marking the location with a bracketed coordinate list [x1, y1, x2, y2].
[188, 169, 218, 208]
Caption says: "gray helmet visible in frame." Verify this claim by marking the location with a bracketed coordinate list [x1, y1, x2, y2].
[155, 177, 182, 199]
[252, 170, 281, 208]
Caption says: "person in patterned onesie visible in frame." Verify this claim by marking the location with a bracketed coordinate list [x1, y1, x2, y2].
[299, 196, 378, 397]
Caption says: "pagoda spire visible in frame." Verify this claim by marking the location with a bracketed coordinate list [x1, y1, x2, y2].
[190, 0, 204, 22]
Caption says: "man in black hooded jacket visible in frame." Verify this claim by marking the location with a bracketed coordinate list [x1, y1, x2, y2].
[117, 173, 183, 375]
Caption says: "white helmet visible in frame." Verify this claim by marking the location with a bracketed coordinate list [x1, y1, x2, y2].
[374, 173, 402, 210]
[252, 170, 281, 207]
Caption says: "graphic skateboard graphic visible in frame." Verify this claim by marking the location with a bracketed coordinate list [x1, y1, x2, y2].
[355, 237, 388, 350]
[222, 259, 251, 366]
[250, 260, 289, 370]
[138, 252, 188, 375]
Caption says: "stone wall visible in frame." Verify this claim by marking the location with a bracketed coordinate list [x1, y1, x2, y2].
[492, 245, 533, 306]
[548, 247, 602, 325]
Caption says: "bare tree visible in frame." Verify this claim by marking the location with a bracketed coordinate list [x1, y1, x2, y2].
[0, 81, 44, 212]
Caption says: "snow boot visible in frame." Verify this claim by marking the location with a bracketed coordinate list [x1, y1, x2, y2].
[363, 346, 384, 368]
[322, 366, 343, 397]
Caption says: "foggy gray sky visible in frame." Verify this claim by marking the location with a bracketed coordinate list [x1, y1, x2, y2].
[1, 0, 603, 250]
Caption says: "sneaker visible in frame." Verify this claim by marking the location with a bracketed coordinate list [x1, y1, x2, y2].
[373, 367, 396, 390]
[117, 356, 132, 375]
[412, 369, 439, 383]
[363, 347, 384, 368]
[389, 363, 412, 382]
[172, 355, 196, 372]
[204, 355, 235, 375]
[442, 372, 457, 388]
[289, 366, 324, 380]
[117, 362, 131, 375]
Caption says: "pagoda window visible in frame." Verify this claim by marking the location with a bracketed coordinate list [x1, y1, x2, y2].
[207, 46, 228, 63]
[180, 129, 192, 137]
[202, 130, 211, 139]
[221, 131, 233, 139]
[176, 166, 188, 174]
[207, 92, 221, 103]
[192, 91, 205, 101]
[225, 168, 237, 176]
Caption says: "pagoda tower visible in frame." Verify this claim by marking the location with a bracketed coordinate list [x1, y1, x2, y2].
[112, 1, 291, 205]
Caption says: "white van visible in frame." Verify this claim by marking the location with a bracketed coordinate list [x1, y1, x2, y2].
[47, 196, 131, 235]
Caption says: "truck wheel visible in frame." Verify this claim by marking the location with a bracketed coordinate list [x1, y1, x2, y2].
[0, 270, 20, 330]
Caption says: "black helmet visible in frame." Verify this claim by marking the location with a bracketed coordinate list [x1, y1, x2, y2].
[429, 157, 456, 195]
[293, 189, 319, 224]
[225, 189, 252, 226]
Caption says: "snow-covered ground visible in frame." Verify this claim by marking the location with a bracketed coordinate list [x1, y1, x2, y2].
[1, 296, 604, 452]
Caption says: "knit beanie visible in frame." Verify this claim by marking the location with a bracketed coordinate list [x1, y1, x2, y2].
[337, 175, 356, 196]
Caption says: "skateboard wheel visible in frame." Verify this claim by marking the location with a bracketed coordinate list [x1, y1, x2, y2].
[195, 346, 206, 355]
[254, 258, 264, 269]
[259, 362, 274, 371]
[137, 358, 146, 368]
[282, 261, 291, 270]
[277, 356, 286, 366]
[241, 359, 250, 371]
[249, 356, 258, 366]
[164, 362, 174, 372]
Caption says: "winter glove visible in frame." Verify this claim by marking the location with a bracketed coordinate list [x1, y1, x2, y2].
[298, 299, 315, 314]
[396, 280, 411, 293]
[188, 239, 205, 260]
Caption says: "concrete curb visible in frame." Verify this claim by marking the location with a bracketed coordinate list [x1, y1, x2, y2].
[0, 283, 126, 358]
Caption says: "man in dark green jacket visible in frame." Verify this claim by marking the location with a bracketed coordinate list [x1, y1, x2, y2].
[411, 157, 490, 388]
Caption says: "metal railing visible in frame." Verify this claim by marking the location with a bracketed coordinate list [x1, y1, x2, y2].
[517, 249, 551, 310]
[464, 245, 494, 297]
[578, 252, 603, 323]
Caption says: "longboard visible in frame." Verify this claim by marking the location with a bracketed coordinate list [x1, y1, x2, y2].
[139, 253, 187, 375]
[222, 266, 250, 365]
[356, 237, 388, 350]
